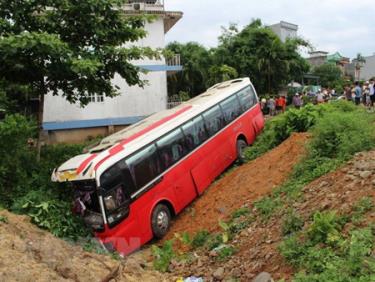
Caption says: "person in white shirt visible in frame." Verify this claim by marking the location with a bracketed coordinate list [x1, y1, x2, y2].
[369, 79, 375, 111]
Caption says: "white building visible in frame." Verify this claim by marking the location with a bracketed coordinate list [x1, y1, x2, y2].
[269, 21, 298, 42]
[43, 0, 183, 143]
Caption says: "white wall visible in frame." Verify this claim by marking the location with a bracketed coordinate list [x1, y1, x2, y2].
[44, 17, 168, 124]
[360, 55, 375, 80]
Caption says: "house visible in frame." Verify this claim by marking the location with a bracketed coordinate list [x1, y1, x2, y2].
[307, 51, 349, 74]
[269, 21, 298, 42]
[307, 51, 329, 68]
[43, 0, 183, 144]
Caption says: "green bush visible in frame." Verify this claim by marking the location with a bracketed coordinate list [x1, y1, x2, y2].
[281, 209, 304, 236]
[191, 230, 210, 248]
[255, 101, 375, 220]
[308, 110, 375, 160]
[289, 227, 375, 282]
[152, 240, 175, 272]
[0, 114, 89, 239]
[11, 189, 90, 240]
[278, 234, 307, 267]
[351, 197, 374, 225]
[0, 114, 36, 206]
[307, 211, 345, 245]
[216, 245, 236, 261]
[254, 196, 282, 220]
[245, 104, 319, 161]
[231, 207, 251, 219]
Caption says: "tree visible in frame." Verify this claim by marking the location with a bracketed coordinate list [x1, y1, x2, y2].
[0, 0, 158, 159]
[166, 19, 309, 97]
[313, 63, 343, 88]
[206, 65, 238, 87]
[212, 20, 310, 94]
[166, 42, 212, 97]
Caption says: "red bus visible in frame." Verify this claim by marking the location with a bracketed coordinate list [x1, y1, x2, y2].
[52, 77, 264, 255]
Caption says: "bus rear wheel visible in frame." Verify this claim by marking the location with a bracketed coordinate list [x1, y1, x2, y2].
[151, 204, 171, 239]
[236, 139, 247, 164]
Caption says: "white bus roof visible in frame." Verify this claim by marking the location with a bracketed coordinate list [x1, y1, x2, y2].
[52, 78, 254, 183]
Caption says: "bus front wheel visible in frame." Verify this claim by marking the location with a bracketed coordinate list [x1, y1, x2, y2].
[151, 204, 171, 239]
[236, 139, 247, 164]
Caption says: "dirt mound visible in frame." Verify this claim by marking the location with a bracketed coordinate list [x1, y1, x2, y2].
[166, 133, 309, 238]
[173, 151, 375, 281]
[0, 210, 168, 282]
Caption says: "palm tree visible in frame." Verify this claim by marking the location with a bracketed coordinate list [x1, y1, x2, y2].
[354, 53, 366, 81]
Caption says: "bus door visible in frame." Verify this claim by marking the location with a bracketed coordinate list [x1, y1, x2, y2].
[181, 115, 212, 195]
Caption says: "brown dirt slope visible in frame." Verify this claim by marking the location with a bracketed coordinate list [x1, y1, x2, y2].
[173, 151, 375, 281]
[0, 210, 168, 282]
[167, 133, 309, 238]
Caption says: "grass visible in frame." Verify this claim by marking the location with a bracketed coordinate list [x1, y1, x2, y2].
[247, 101, 375, 222]
[281, 209, 304, 236]
[151, 102, 375, 275]
[247, 102, 375, 281]
[279, 209, 375, 282]
[191, 230, 210, 248]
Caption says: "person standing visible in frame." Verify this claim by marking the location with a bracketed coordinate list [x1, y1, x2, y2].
[292, 93, 302, 109]
[275, 95, 283, 115]
[267, 96, 276, 116]
[261, 98, 268, 115]
[354, 82, 362, 106]
[345, 86, 352, 101]
[369, 79, 375, 111]
[362, 82, 369, 106]
[280, 95, 287, 113]
[316, 91, 324, 104]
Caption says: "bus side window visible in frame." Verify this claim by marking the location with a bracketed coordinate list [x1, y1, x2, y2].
[182, 115, 208, 150]
[237, 86, 253, 112]
[126, 144, 161, 190]
[220, 95, 242, 124]
[156, 128, 187, 170]
[203, 105, 224, 137]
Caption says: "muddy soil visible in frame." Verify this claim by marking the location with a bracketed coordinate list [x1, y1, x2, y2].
[172, 151, 375, 281]
[0, 210, 168, 282]
[166, 133, 309, 238]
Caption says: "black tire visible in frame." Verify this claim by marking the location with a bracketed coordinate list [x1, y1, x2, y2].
[151, 204, 171, 239]
[236, 139, 247, 164]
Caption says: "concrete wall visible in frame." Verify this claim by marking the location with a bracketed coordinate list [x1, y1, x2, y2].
[307, 56, 327, 68]
[346, 54, 375, 81]
[269, 21, 298, 42]
[44, 71, 167, 123]
[47, 125, 128, 144]
[359, 55, 375, 80]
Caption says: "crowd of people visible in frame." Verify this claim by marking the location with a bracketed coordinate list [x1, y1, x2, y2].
[260, 79, 375, 116]
[344, 79, 375, 110]
[260, 95, 287, 116]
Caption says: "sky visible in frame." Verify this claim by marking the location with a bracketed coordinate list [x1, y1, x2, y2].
[164, 0, 375, 59]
